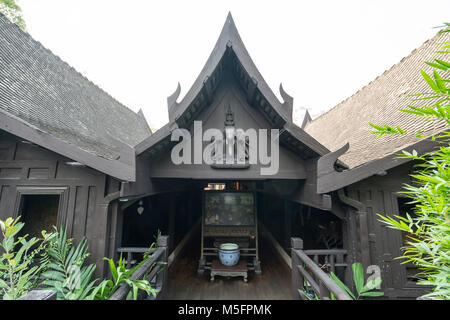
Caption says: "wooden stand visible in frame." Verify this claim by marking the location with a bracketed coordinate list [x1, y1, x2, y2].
[210, 259, 248, 282]
[198, 191, 261, 275]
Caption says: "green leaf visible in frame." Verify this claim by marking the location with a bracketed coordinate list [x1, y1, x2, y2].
[329, 272, 356, 299]
[352, 263, 365, 295]
[421, 69, 439, 93]
[359, 291, 384, 297]
[435, 59, 450, 68]
[433, 70, 447, 94]
[425, 61, 448, 71]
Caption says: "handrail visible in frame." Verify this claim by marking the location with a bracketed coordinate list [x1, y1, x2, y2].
[109, 235, 169, 300]
[291, 237, 352, 300]
[303, 249, 347, 274]
[117, 247, 158, 269]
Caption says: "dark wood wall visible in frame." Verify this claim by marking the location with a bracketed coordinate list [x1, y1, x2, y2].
[120, 190, 202, 255]
[344, 161, 426, 299]
[0, 130, 120, 277]
[144, 75, 308, 180]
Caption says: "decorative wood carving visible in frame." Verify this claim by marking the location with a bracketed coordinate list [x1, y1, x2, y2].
[167, 82, 181, 121]
[317, 138, 441, 194]
[279, 83, 293, 120]
[300, 110, 312, 129]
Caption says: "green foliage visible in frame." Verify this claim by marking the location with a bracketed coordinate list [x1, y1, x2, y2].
[330, 263, 383, 299]
[0, 216, 53, 300]
[298, 262, 383, 300]
[369, 123, 405, 138]
[93, 254, 160, 300]
[94, 229, 164, 300]
[0, 217, 164, 300]
[40, 225, 98, 300]
[372, 22, 450, 299]
[0, 0, 26, 31]
[378, 146, 450, 299]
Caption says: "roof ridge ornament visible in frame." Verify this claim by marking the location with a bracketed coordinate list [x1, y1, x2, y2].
[224, 104, 235, 126]
[167, 82, 181, 121]
[137, 108, 152, 135]
[279, 83, 293, 122]
[301, 109, 312, 129]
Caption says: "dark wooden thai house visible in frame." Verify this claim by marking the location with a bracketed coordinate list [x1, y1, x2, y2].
[1, 12, 448, 299]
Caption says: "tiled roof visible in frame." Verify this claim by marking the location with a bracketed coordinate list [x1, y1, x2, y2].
[304, 31, 450, 168]
[0, 13, 151, 161]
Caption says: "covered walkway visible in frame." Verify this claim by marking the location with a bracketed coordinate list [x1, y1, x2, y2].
[167, 233, 293, 300]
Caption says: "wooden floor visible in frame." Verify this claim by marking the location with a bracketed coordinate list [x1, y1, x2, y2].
[167, 235, 293, 300]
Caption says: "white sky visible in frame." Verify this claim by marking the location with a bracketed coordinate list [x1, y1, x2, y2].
[19, 0, 450, 130]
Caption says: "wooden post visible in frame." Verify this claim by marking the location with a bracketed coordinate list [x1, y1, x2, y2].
[319, 279, 330, 300]
[330, 254, 335, 274]
[168, 194, 176, 252]
[291, 237, 303, 300]
[187, 191, 193, 228]
[156, 235, 169, 300]
[284, 200, 292, 250]
[358, 211, 371, 276]
[127, 251, 132, 269]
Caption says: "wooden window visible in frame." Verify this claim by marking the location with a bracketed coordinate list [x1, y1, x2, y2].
[13, 186, 69, 237]
[18, 194, 59, 238]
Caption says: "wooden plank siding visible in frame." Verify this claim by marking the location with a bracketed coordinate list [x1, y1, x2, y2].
[0, 131, 120, 277]
[344, 161, 428, 299]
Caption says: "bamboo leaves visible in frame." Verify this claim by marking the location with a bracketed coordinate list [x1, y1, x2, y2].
[378, 144, 450, 299]
[40, 225, 98, 300]
[0, 217, 52, 300]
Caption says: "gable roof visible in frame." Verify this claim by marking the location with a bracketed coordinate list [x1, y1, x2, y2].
[0, 13, 152, 181]
[168, 12, 291, 125]
[304, 30, 450, 169]
[137, 13, 330, 160]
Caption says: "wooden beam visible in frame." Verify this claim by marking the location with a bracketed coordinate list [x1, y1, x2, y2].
[246, 77, 258, 105]
[0, 109, 136, 181]
[317, 138, 443, 193]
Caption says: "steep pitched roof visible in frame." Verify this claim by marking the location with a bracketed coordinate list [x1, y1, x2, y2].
[304, 31, 450, 169]
[137, 13, 329, 159]
[168, 12, 292, 125]
[0, 13, 151, 181]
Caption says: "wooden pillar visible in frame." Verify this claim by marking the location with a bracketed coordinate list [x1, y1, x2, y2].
[187, 191, 193, 228]
[168, 193, 176, 252]
[86, 202, 110, 278]
[107, 201, 123, 261]
[156, 235, 169, 300]
[291, 237, 303, 300]
[284, 200, 293, 249]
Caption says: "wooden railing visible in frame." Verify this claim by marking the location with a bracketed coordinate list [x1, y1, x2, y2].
[303, 249, 348, 275]
[109, 235, 169, 300]
[117, 247, 155, 269]
[291, 237, 352, 300]
[18, 290, 57, 300]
